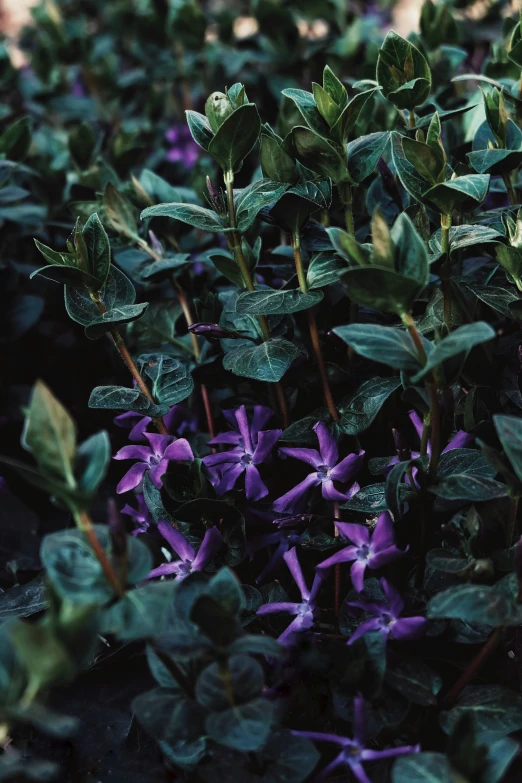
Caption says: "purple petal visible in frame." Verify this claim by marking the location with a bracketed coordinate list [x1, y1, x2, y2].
[309, 571, 324, 604]
[322, 479, 353, 502]
[347, 617, 383, 645]
[163, 438, 194, 462]
[350, 560, 367, 592]
[257, 602, 300, 616]
[203, 450, 242, 467]
[144, 432, 175, 456]
[369, 544, 407, 569]
[148, 561, 184, 579]
[247, 532, 281, 557]
[313, 421, 338, 466]
[253, 429, 281, 464]
[235, 405, 253, 453]
[250, 405, 274, 438]
[362, 745, 420, 761]
[391, 616, 427, 640]
[443, 430, 474, 452]
[335, 522, 370, 547]
[192, 526, 223, 570]
[114, 411, 141, 428]
[278, 446, 322, 468]
[371, 512, 395, 552]
[290, 731, 349, 747]
[149, 459, 169, 488]
[113, 445, 151, 462]
[317, 545, 359, 571]
[216, 462, 245, 495]
[284, 547, 309, 600]
[408, 409, 424, 442]
[349, 762, 373, 783]
[158, 521, 194, 561]
[380, 578, 404, 618]
[278, 613, 313, 645]
[353, 693, 366, 745]
[208, 432, 242, 446]
[245, 465, 269, 501]
[329, 450, 365, 483]
[255, 541, 289, 584]
[129, 417, 151, 442]
[273, 472, 321, 513]
[116, 463, 148, 494]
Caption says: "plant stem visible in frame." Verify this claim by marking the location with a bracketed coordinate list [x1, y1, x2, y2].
[442, 627, 503, 708]
[408, 109, 416, 129]
[74, 508, 124, 597]
[440, 213, 452, 331]
[502, 172, 517, 206]
[338, 183, 355, 236]
[507, 496, 519, 547]
[292, 233, 339, 421]
[224, 170, 289, 428]
[91, 288, 168, 433]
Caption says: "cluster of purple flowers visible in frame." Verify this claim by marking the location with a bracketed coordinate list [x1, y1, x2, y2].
[165, 123, 200, 166]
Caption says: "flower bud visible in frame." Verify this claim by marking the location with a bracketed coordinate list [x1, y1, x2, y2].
[206, 176, 226, 218]
[205, 91, 234, 133]
[188, 322, 243, 340]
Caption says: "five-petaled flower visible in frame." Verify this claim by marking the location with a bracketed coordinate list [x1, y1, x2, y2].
[346, 578, 427, 645]
[273, 422, 364, 512]
[256, 547, 324, 645]
[148, 521, 223, 580]
[317, 512, 407, 592]
[114, 433, 193, 494]
[293, 692, 419, 782]
[121, 494, 152, 536]
[202, 405, 281, 501]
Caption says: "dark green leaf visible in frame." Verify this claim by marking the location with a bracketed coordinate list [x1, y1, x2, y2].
[339, 377, 401, 435]
[440, 686, 522, 735]
[333, 324, 427, 371]
[208, 104, 261, 174]
[196, 655, 264, 710]
[411, 323, 495, 383]
[236, 289, 323, 315]
[223, 338, 300, 383]
[205, 697, 274, 752]
[141, 202, 225, 232]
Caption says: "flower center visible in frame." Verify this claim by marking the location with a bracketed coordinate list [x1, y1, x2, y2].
[316, 464, 331, 482]
[148, 453, 162, 466]
[357, 544, 371, 561]
[297, 601, 311, 617]
[240, 452, 253, 466]
[178, 560, 193, 578]
[379, 613, 395, 631]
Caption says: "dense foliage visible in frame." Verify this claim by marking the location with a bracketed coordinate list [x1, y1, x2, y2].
[2, 0, 522, 781]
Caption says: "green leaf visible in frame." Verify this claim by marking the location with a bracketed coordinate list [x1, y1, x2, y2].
[291, 126, 348, 184]
[307, 251, 347, 288]
[392, 132, 430, 204]
[186, 110, 213, 151]
[411, 322, 495, 382]
[141, 202, 225, 232]
[41, 526, 152, 604]
[333, 89, 377, 141]
[496, 245, 522, 289]
[342, 266, 423, 316]
[392, 212, 430, 287]
[467, 284, 519, 318]
[427, 583, 522, 626]
[88, 385, 164, 416]
[259, 134, 299, 184]
[137, 169, 189, 205]
[0, 117, 32, 161]
[205, 697, 274, 752]
[339, 377, 401, 435]
[65, 266, 136, 327]
[22, 381, 76, 488]
[333, 324, 427, 371]
[424, 175, 490, 214]
[103, 182, 138, 240]
[440, 686, 522, 735]
[101, 582, 176, 641]
[196, 655, 264, 711]
[223, 338, 300, 383]
[208, 104, 261, 174]
[313, 81, 341, 126]
[281, 88, 328, 136]
[346, 131, 390, 184]
[235, 179, 288, 232]
[341, 482, 417, 512]
[82, 213, 111, 287]
[431, 447, 507, 501]
[76, 431, 111, 495]
[402, 136, 445, 185]
[236, 289, 323, 315]
[385, 659, 442, 706]
[392, 753, 453, 782]
[377, 31, 432, 110]
[83, 302, 149, 340]
[493, 414, 522, 485]
[429, 224, 503, 256]
[136, 354, 194, 406]
[206, 567, 244, 616]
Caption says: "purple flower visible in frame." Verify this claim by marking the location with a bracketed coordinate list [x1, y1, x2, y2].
[202, 405, 281, 501]
[165, 124, 200, 166]
[293, 693, 419, 782]
[148, 522, 223, 580]
[256, 547, 324, 645]
[273, 422, 364, 512]
[346, 578, 427, 645]
[386, 410, 472, 473]
[317, 512, 407, 592]
[121, 494, 152, 536]
[114, 433, 194, 494]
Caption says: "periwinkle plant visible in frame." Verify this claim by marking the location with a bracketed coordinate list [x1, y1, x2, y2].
[3, 3, 522, 782]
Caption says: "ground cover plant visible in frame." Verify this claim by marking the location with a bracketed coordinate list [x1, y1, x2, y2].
[2, 0, 522, 780]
